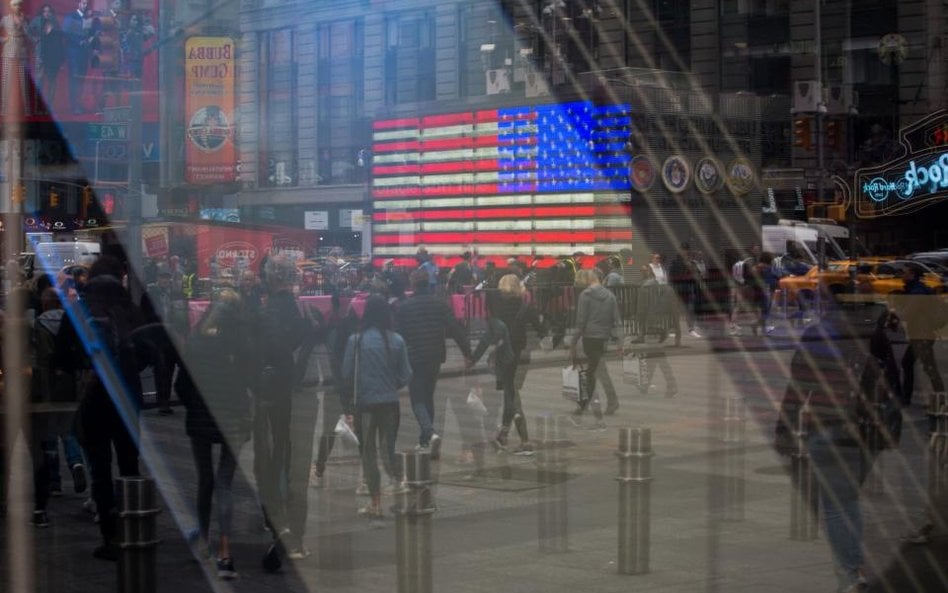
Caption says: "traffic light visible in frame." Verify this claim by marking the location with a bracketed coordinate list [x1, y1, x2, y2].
[825, 119, 841, 150]
[11, 182, 25, 203]
[794, 117, 812, 150]
[49, 190, 60, 208]
[81, 185, 94, 218]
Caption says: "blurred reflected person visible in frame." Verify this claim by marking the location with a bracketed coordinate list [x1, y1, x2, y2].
[778, 306, 887, 593]
[175, 289, 253, 579]
[254, 255, 309, 564]
[669, 242, 702, 338]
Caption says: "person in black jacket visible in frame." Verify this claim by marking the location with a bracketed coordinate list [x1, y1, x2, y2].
[57, 256, 147, 561]
[176, 288, 253, 579]
[472, 274, 543, 455]
[395, 269, 472, 459]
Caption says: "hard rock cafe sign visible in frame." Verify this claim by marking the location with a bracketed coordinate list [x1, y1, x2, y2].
[854, 110, 948, 218]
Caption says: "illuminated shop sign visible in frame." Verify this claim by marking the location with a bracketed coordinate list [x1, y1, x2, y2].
[854, 110, 948, 218]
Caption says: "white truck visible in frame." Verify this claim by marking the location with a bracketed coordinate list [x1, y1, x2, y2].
[763, 220, 848, 265]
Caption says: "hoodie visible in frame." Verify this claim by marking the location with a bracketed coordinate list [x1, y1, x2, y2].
[575, 284, 621, 341]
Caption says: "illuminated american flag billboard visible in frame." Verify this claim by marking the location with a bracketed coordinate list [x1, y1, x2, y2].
[371, 101, 634, 267]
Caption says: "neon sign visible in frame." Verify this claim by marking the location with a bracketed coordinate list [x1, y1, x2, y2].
[904, 153, 948, 195]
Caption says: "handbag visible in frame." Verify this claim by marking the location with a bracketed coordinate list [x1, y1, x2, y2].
[622, 352, 648, 389]
[562, 364, 586, 402]
[466, 386, 488, 416]
[334, 415, 360, 447]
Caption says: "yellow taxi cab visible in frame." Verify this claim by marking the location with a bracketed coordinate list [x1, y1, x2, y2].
[778, 259, 945, 304]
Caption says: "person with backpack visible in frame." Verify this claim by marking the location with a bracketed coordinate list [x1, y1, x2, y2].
[175, 288, 254, 579]
[729, 245, 761, 336]
[58, 256, 148, 561]
[341, 294, 412, 518]
[774, 303, 898, 593]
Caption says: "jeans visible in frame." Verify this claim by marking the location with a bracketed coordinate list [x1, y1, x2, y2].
[189, 438, 238, 540]
[314, 389, 344, 475]
[42, 433, 85, 489]
[85, 422, 139, 542]
[358, 402, 401, 497]
[409, 362, 441, 446]
[497, 360, 528, 443]
[806, 427, 876, 592]
[576, 337, 606, 420]
[253, 396, 290, 532]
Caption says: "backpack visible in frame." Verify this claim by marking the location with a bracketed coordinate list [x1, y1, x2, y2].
[731, 259, 747, 285]
[774, 318, 902, 455]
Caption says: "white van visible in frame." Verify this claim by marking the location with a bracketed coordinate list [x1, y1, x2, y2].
[763, 221, 847, 265]
[34, 241, 101, 275]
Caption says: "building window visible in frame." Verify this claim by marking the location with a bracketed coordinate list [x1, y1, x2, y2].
[317, 19, 366, 185]
[258, 28, 297, 187]
[384, 10, 436, 105]
[653, 0, 690, 71]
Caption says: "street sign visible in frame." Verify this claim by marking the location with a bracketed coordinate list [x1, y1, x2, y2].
[88, 124, 129, 141]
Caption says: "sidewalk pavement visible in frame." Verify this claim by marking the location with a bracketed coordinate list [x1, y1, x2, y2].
[4, 309, 948, 593]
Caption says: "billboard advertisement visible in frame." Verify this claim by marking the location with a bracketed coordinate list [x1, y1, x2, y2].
[184, 36, 236, 184]
[0, 0, 159, 123]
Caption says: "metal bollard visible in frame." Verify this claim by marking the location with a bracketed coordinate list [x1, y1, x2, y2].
[616, 427, 653, 575]
[929, 392, 948, 500]
[117, 477, 161, 593]
[536, 414, 569, 553]
[721, 397, 746, 522]
[394, 451, 436, 593]
[789, 406, 819, 541]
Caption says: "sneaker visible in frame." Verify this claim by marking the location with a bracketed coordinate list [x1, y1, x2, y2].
[604, 403, 619, 416]
[384, 478, 407, 495]
[490, 436, 508, 453]
[50, 485, 63, 497]
[71, 464, 87, 494]
[764, 325, 776, 335]
[904, 523, 934, 545]
[728, 325, 741, 336]
[568, 411, 584, 428]
[357, 504, 383, 519]
[93, 542, 119, 561]
[429, 434, 442, 461]
[688, 329, 703, 338]
[31, 510, 50, 528]
[355, 482, 370, 496]
[287, 546, 311, 560]
[216, 557, 238, 580]
[512, 443, 535, 456]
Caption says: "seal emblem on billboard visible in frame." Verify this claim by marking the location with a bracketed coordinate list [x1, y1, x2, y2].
[187, 106, 232, 153]
[694, 158, 724, 194]
[725, 157, 756, 196]
[661, 155, 691, 193]
[630, 156, 656, 192]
